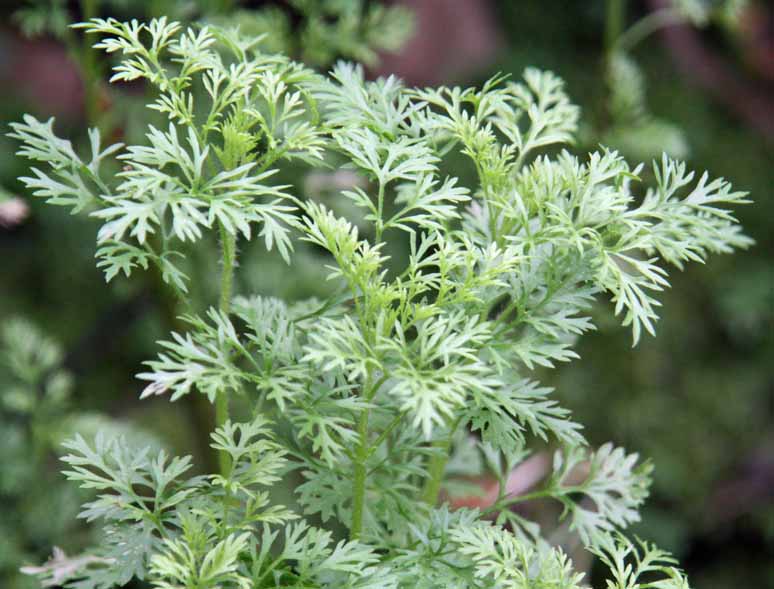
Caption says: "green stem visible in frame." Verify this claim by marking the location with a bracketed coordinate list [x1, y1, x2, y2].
[215, 224, 237, 475]
[350, 407, 370, 539]
[145, 235, 220, 472]
[482, 489, 553, 517]
[367, 411, 405, 458]
[215, 394, 230, 472]
[421, 418, 461, 506]
[421, 443, 450, 506]
[616, 7, 686, 53]
[350, 373, 385, 539]
[80, 0, 101, 126]
[375, 182, 385, 243]
[605, 0, 625, 54]
[219, 224, 236, 314]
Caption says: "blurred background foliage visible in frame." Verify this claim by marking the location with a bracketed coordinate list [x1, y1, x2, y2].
[0, 1, 771, 588]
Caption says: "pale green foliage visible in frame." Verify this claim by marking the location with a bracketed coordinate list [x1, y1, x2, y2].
[2, 319, 68, 406]
[9, 18, 323, 297]
[14, 16, 752, 589]
[45, 417, 299, 588]
[603, 52, 688, 160]
[137, 310, 249, 402]
[293, 0, 413, 66]
[603, 0, 749, 160]
[14, 0, 413, 69]
[450, 521, 585, 588]
[465, 378, 585, 459]
[13, 0, 90, 39]
[0, 320, 164, 589]
[477, 444, 651, 548]
[216, 0, 414, 67]
[10, 116, 122, 214]
[150, 532, 252, 589]
[548, 444, 652, 546]
[592, 533, 690, 589]
[0, 320, 73, 507]
[0, 318, 160, 458]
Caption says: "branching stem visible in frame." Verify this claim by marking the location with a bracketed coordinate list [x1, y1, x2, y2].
[367, 411, 405, 458]
[482, 489, 554, 517]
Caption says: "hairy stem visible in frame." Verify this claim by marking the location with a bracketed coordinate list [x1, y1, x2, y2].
[219, 225, 236, 314]
[215, 224, 237, 475]
[376, 182, 386, 243]
[350, 406, 370, 539]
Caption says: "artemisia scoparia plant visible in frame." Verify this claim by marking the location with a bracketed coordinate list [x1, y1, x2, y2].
[11, 17, 751, 589]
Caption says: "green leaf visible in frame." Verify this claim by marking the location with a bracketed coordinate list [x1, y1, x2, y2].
[137, 310, 249, 403]
[549, 444, 652, 546]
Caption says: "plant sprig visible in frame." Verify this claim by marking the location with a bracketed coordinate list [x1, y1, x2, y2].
[13, 15, 751, 589]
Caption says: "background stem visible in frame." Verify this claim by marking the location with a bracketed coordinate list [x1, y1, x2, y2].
[79, 0, 101, 128]
[605, 0, 625, 54]
[616, 7, 685, 53]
